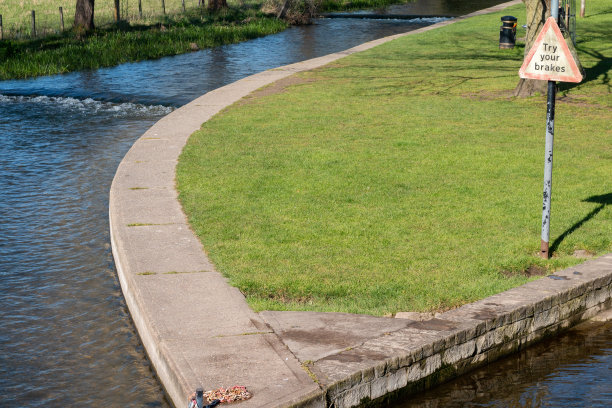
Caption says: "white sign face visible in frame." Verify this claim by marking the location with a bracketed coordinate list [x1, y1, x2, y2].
[519, 17, 582, 83]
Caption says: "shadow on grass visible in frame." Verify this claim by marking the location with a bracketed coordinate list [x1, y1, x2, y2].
[559, 49, 611, 92]
[559, 20, 612, 91]
[550, 192, 612, 255]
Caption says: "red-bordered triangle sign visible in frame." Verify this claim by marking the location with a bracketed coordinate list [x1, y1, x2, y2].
[519, 17, 582, 83]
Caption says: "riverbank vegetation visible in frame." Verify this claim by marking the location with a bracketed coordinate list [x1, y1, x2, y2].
[0, 5, 287, 79]
[0, 0, 411, 79]
[176, 0, 611, 315]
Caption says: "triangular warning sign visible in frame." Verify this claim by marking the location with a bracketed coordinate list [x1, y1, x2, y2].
[519, 17, 582, 83]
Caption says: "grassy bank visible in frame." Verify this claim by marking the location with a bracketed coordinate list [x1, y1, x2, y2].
[176, 0, 611, 316]
[0, 6, 287, 79]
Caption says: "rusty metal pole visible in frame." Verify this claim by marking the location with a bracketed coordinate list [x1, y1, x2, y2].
[540, 0, 560, 259]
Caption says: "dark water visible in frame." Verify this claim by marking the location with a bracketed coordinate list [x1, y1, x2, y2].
[399, 320, 612, 408]
[1, 1, 609, 407]
[0, 96, 173, 407]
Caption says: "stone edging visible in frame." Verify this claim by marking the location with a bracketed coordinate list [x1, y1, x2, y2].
[301, 254, 612, 407]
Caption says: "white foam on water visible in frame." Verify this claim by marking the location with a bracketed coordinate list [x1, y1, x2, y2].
[407, 17, 452, 23]
[0, 94, 174, 117]
[368, 17, 452, 23]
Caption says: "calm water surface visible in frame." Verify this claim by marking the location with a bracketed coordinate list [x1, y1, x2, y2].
[1, 1, 609, 406]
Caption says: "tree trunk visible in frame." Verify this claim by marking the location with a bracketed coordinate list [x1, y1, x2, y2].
[208, 0, 228, 11]
[277, 0, 291, 19]
[74, 0, 95, 31]
[580, 0, 585, 17]
[515, 0, 550, 97]
[114, 0, 120, 21]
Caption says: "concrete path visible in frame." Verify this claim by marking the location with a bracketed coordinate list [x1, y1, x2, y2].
[109, 1, 611, 407]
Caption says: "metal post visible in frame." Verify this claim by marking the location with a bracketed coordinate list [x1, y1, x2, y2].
[31, 10, 36, 38]
[540, 0, 560, 259]
[551, 1, 560, 24]
[59, 7, 64, 31]
[541, 81, 556, 258]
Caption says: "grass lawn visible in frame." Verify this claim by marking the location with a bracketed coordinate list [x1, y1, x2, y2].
[176, 0, 612, 316]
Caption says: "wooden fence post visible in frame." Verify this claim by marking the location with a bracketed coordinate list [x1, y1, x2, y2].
[162, 0, 166, 15]
[182, 0, 186, 12]
[31, 10, 36, 38]
[59, 7, 65, 31]
[0, 15, 3, 41]
[139, 0, 143, 19]
[114, 0, 121, 21]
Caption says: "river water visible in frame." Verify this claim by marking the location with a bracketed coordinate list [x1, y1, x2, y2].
[0, 1, 609, 407]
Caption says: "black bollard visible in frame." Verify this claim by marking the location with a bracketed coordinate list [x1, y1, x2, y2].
[499, 16, 517, 49]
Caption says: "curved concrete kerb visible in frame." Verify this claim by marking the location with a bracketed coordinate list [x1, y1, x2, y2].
[108, 2, 610, 407]
[110, 18, 462, 408]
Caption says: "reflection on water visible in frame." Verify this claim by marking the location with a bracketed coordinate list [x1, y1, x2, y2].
[398, 321, 612, 407]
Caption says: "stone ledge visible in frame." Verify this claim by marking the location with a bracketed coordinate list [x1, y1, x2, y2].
[302, 254, 612, 408]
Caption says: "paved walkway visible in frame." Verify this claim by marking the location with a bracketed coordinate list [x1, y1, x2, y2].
[109, 2, 612, 407]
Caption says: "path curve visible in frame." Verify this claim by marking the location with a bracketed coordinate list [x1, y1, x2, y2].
[109, 2, 611, 407]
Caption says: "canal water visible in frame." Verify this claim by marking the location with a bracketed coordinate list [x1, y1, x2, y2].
[1, 1, 609, 407]
[399, 320, 612, 408]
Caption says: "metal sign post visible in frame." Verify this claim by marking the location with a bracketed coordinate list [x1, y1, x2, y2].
[541, 74, 556, 259]
[541, 0, 559, 259]
[518, 0, 583, 259]
[542, 0, 559, 259]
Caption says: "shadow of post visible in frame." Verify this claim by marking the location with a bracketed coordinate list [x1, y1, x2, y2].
[549, 193, 612, 255]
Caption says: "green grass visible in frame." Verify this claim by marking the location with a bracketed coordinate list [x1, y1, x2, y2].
[176, 1, 611, 316]
[0, 6, 288, 79]
[0, 0, 263, 37]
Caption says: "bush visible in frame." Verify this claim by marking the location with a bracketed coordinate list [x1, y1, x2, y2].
[262, 0, 321, 24]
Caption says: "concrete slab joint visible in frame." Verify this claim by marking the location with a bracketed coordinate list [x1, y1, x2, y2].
[108, 0, 611, 407]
